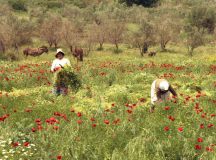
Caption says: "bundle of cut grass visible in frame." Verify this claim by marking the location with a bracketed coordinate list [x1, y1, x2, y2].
[55, 67, 82, 93]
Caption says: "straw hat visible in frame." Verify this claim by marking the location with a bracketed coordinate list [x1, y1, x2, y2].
[159, 80, 169, 91]
[55, 48, 65, 58]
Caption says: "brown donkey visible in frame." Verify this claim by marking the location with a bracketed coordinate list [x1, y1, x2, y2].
[70, 46, 84, 62]
[23, 46, 48, 57]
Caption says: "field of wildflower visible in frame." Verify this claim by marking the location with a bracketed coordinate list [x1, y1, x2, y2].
[0, 45, 216, 160]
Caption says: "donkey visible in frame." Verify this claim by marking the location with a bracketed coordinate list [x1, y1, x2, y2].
[70, 46, 84, 62]
[148, 51, 157, 57]
[23, 46, 48, 57]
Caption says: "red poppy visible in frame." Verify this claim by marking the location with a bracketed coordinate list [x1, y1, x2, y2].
[53, 126, 59, 130]
[178, 127, 183, 132]
[200, 124, 204, 129]
[0, 114, 9, 122]
[31, 127, 36, 132]
[61, 114, 68, 121]
[35, 118, 41, 123]
[90, 117, 95, 122]
[57, 155, 62, 160]
[208, 124, 214, 128]
[77, 112, 82, 117]
[201, 113, 206, 118]
[164, 126, 169, 131]
[127, 110, 133, 114]
[172, 100, 177, 103]
[206, 147, 213, 152]
[139, 98, 146, 102]
[25, 109, 32, 112]
[54, 112, 61, 116]
[104, 120, 110, 125]
[164, 106, 170, 110]
[197, 137, 203, 143]
[37, 125, 43, 131]
[125, 103, 129, 107]
[12, 142, 19, 147]
[113, 118, 120, 125]
[23, 142, 30, 147]
[210, 114, 215, 117]
[77, 120, 82, 124]
[92, 124, 97, 128]
[195, 144, 202, 150]
[168, 116, 175, 121]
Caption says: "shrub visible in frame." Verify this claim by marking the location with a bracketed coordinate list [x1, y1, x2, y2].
[46, 1, 63, 9]
[8, 0, 27, 11]
[119, 0, 159, 7]
[188, 6, 216, 33]
[183, 25, 206, 56]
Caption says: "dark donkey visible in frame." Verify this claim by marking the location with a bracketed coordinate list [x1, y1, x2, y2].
[148, 51, 157, 57]
[23, 46, 48, 57]
[70, 46, 84, 62]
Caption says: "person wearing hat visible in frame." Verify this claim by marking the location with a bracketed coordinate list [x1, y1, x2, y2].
[51, 49, 71, 95]
[150, 79, 177, 112]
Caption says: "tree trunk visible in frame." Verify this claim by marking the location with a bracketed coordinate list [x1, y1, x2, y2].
[54, 42, 58, 49]
[161, 43, 166, 52]
[189, 49, 193, 56]
[142, 43, 148, 54]
[115, 43, 119, 51]
[99, 43, 103, 50]
[188, 46, 194, 56]
[139, 46, 143, 57]
[48, 41, 52, 47]
[14, 43, 19, 54]
[70, 45, 73, 53]
[0, 40, 5, 53]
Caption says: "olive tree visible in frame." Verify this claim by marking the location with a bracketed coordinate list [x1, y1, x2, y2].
[128, 20, 156, 56]
[184, 25, 206, 56]
[107, 21, 125, 52]
[1, 15, 33, 52]
[188, 6, 216, 34]
[40, 14, 62, 48]
[154, 14, 180, 51]
[119, 0, 159, 7]
[61, 20, 82, 52]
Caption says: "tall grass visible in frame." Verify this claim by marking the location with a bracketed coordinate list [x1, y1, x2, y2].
[0, 46, 215, 159]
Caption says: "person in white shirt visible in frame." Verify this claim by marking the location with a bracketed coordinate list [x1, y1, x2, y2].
[51, 49, 71, 96]
[150, 79, 177, 112]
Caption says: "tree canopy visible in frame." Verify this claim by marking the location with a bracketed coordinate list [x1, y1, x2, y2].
[119, 0, 159, 7]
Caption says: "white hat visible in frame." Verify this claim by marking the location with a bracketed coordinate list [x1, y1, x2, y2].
[159, 80, 169, 91]
[56, 48, 64, 54]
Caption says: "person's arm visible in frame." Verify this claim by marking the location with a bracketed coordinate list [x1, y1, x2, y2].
[51, 60, 56, 72]
[169, 85, 177, 97]
[151, 81, 157, 105]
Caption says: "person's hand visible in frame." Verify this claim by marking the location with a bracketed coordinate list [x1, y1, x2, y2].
[54, 66, 61, 72]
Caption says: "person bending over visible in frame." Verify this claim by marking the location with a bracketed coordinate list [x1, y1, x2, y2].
[150, 79, 177, 112]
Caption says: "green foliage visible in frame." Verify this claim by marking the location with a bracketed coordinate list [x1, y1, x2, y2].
[188, 6, 216, 33]
[184, 25, 205, 56]
[8, 0, 27, 11]
[0, 48, 216, 159]
[119, 0, 159, 7]
[46, 1, 63, 9]
[55, 67, 82, 93]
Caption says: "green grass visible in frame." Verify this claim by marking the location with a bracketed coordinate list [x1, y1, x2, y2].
[0, 45, 216, 159]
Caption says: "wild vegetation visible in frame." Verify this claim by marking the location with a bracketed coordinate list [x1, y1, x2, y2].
[0, 0, 216, 59]
[0, 0, 216, 160]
